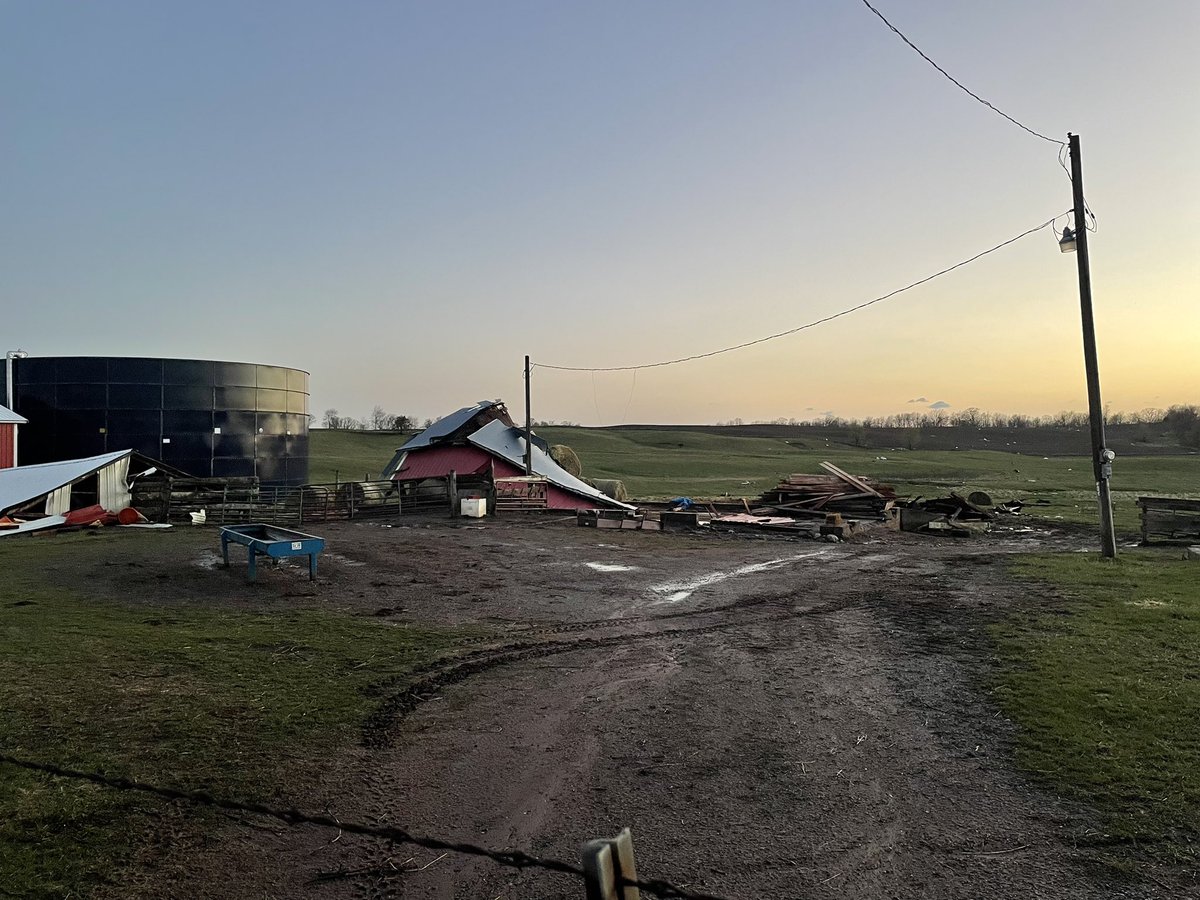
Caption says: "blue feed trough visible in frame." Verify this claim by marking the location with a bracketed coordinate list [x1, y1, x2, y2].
[220, 524, 326, 582]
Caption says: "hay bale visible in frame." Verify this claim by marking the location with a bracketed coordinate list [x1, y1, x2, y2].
[592, 479, 629, 502]
[550, 444, 582, 477]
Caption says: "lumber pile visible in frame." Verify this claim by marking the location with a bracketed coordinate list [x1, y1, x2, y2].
[756, 461, 896, 520]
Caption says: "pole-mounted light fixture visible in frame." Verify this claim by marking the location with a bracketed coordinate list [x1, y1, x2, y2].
[1058, 226, 1077, 253]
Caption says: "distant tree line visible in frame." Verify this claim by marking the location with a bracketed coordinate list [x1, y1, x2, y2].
[315, 404, 1199, 449]
[319, 406, 433, 432]
[716, 405, 1200, 448]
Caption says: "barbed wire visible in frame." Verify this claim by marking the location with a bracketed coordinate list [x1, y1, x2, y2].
[0, 752, 735, 900]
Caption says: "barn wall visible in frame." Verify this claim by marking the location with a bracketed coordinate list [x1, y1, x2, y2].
[0, 424, 14, 468]
[391, 446, 493, 481]
[491, 458, 601, 510]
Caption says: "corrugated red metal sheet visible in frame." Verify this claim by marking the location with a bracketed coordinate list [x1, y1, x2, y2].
[392, 446, 492, 481]
[0, 424, 14, 469]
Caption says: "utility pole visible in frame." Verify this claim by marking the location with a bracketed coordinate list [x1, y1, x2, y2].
[1067, 133, 1117, 558]
[523, 355, 533, 475]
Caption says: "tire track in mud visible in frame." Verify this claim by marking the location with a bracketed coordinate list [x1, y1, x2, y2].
[342, 591, 866, 899]
[342, 551, 892, 897]
[361, 591, 862, 748]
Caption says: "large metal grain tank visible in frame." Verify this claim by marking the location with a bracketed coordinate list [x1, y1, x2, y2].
[2, 356, 309, 485]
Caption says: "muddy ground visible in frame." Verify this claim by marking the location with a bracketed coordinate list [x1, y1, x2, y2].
[74, 517, 1183, 899]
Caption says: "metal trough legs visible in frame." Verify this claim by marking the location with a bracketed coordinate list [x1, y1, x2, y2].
[219, 524, 325, 583]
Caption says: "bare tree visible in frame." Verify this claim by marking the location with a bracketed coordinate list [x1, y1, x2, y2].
[369, 405, 390, 430]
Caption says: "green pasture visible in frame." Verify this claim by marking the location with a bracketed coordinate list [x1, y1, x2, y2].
[994, 552, 1200, 866]
[307, 428, 408, 484]
[312, 426, 1197, 536]
[0, 530, 469, 898]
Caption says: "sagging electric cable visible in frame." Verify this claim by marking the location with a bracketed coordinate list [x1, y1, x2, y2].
[535, 212, 1067, 374]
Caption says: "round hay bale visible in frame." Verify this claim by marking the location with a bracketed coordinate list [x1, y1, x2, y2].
[550, 444, 582, 477]
[592, 479, 629, 502]
[967, 490, 993, 508]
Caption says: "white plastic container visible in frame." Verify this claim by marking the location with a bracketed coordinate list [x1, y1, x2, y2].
[460, 498, 487, 518]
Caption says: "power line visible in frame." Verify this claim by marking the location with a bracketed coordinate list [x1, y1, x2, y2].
[0, 753, 734, 900]
[859, 0, 1063, 146]
[535, 213, 1066, 373]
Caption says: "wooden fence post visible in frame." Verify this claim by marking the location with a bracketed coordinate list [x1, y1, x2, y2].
[581, 828, 640, 900]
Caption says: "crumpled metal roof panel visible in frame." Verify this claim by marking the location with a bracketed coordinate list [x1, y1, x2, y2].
[467, 420, 635, 511]
[398, 401, 503, 451]
[0, 449, 132, 514]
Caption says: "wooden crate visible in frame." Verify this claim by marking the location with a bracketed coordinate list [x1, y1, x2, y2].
[1138, 496, 1200, 544]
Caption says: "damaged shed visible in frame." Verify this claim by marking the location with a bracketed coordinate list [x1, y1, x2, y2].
[382, 401, 633, 512]
[0, 450, 174, 535]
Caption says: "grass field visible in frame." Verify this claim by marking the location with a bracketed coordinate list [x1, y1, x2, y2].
[0, 531, 470, 899]
[311, 426, 1198, 536]
[7, 428, 1191, 893]
[994, 552, 1200, 865]
[307, 428, 407, 484]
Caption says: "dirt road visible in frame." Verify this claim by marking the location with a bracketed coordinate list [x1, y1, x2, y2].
[107, 519, 1171, 899]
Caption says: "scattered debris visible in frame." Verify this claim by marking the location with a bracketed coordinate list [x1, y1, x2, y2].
[756, 462, 896, 520]
[577, 509, 659, 531]
[892, 491, 995, 538]
[0, 450, 168, 538]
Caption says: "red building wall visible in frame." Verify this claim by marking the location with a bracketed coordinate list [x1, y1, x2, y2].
[393, 446, 604, 510]
[0, 424, 15, 469]
[489, 458, 601, 510]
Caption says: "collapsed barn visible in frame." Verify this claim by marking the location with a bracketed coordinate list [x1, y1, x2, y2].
[381, 401, 632, 512]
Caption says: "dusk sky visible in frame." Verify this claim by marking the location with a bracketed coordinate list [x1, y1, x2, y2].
[3, 1, 1197, 425]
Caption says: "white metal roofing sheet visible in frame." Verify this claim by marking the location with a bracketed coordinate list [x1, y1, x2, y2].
[466, 420, 635, 511]
[0, 450, 132, 514]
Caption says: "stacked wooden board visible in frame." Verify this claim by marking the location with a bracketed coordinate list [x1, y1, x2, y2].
[756, 462, 896, 520]
[1138, 497, 1200, 544]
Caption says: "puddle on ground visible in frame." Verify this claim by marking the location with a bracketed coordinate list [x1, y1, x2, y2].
[194, 550, 223, 570]
[324, 552, 366, 568]
[585, 562, 640, 573]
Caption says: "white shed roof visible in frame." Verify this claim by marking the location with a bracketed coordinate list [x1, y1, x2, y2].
[0, 403, 26, 425]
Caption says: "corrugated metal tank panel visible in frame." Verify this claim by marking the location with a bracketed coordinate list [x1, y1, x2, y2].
[8, 356, 309, 486]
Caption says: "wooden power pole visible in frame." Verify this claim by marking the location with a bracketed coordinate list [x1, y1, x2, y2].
[1068, 133, 1117, 558]
[524, 355, 533, 475]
